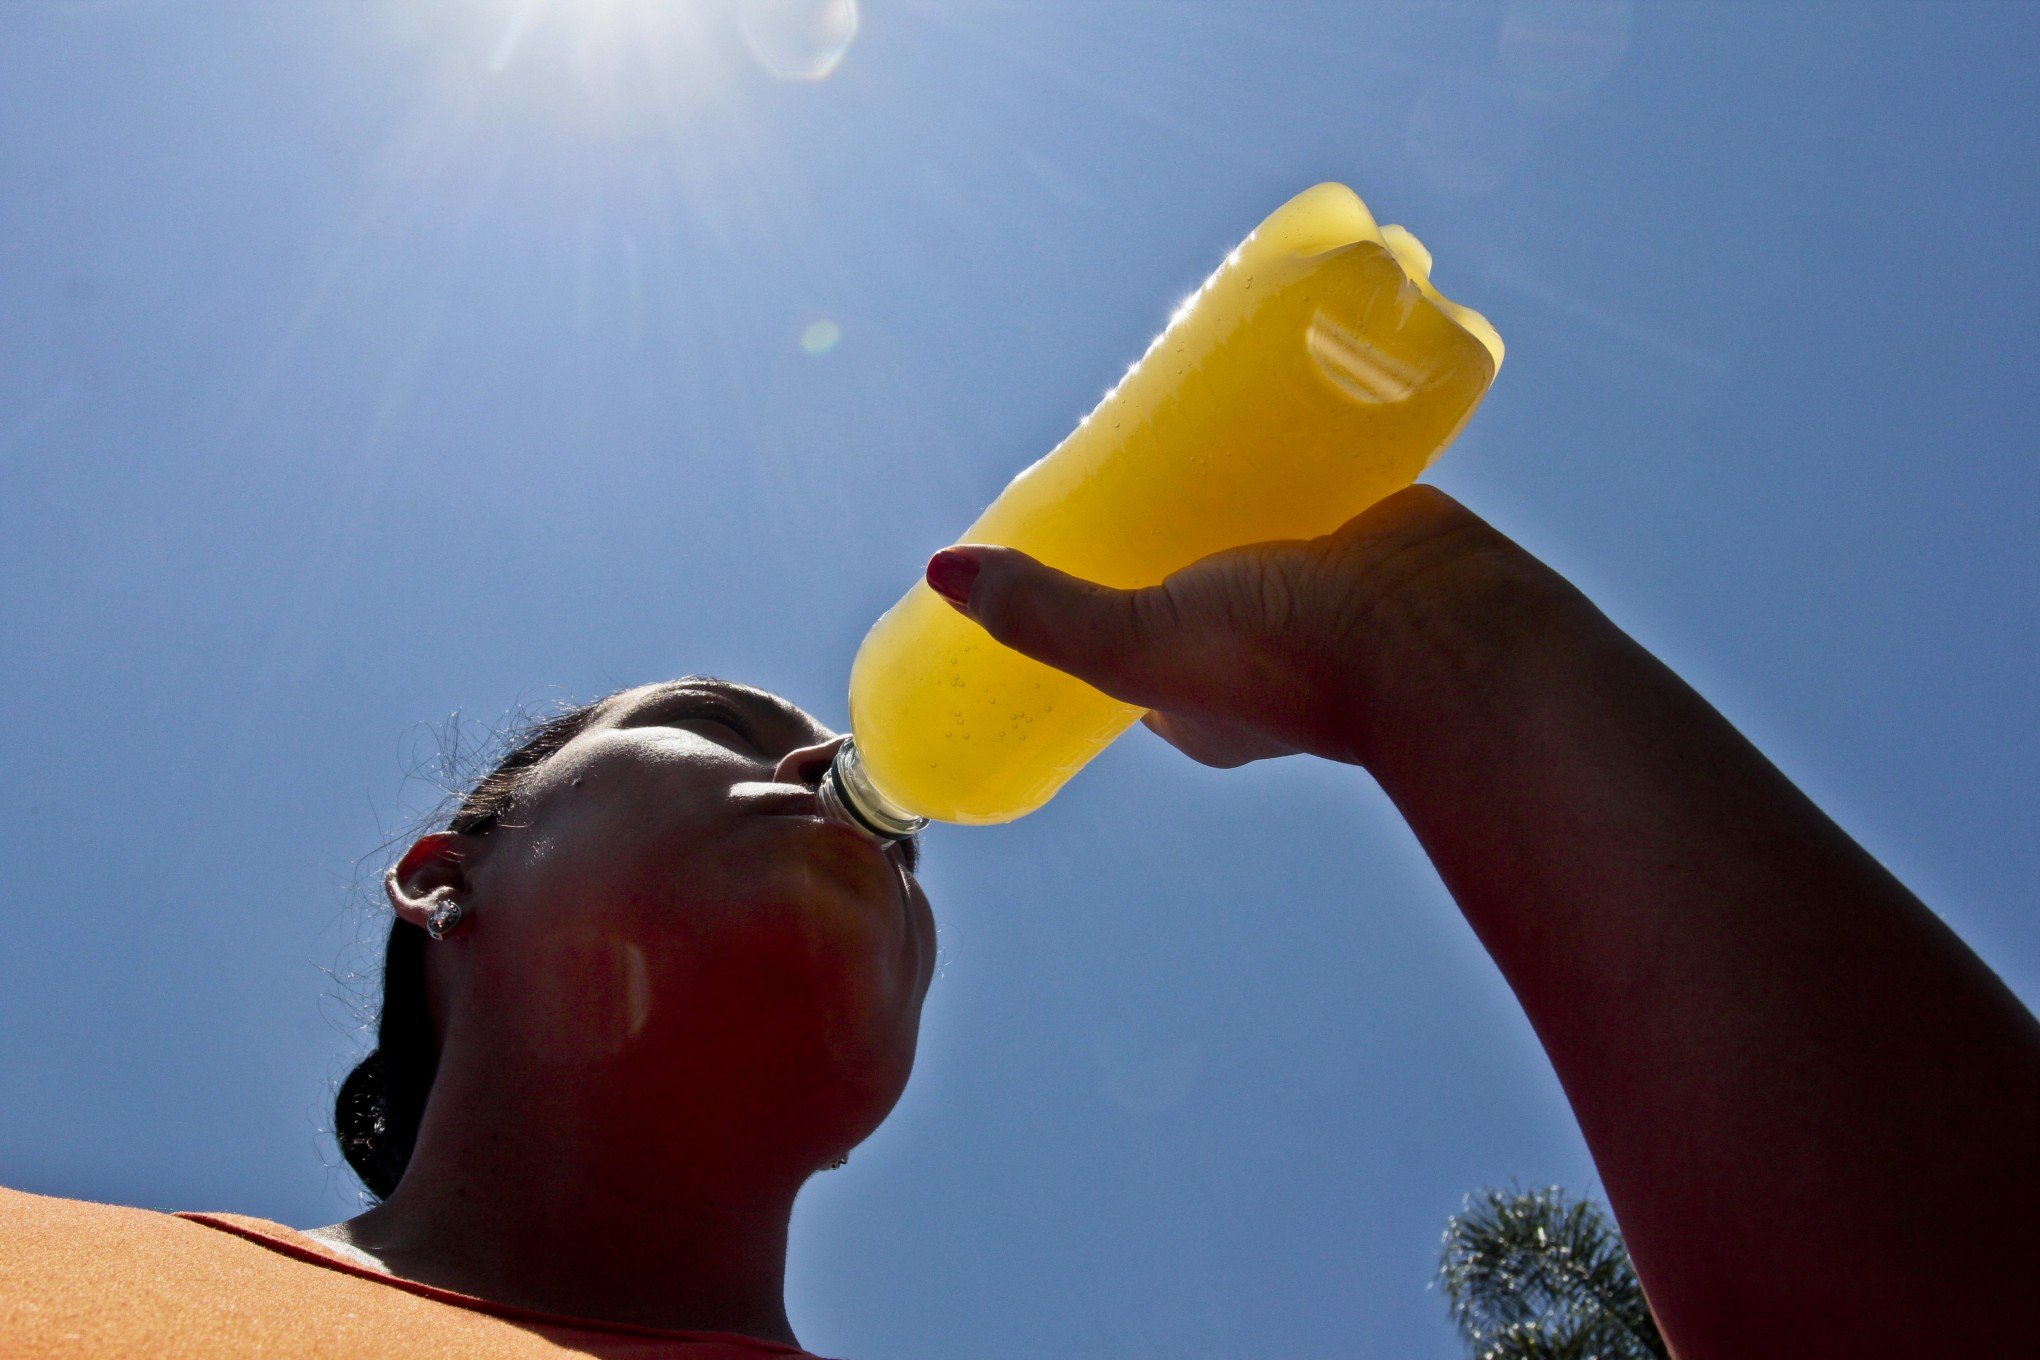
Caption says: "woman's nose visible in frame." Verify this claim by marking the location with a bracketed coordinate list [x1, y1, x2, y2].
[773, 734, 849, 789]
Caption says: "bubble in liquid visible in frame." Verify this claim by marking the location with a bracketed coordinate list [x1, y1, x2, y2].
[741, 0, 859, 82]
[800, 318, 842, 354]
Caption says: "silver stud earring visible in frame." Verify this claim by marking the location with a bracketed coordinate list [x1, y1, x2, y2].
[425, 897, 468, 941]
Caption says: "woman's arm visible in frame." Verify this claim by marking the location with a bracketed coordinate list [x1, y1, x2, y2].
[928, 486, 2040, 1359]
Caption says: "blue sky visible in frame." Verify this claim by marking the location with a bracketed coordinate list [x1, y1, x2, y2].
[3, 2, 2036, 1356]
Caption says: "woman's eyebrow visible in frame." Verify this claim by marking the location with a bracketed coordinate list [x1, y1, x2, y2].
[633, 679, 832, 752]
[637, 680, 917, 867]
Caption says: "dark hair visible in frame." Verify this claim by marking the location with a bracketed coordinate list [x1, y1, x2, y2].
[335, 699, 609, 1201]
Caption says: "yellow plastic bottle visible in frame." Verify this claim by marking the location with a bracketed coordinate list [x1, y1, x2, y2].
[820, 183, 1503, 837]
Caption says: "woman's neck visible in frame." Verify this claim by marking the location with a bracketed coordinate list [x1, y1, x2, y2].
[314, 1059, 808, 1347]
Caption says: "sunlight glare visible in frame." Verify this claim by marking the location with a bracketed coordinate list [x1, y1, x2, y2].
[469, 0, 745, 123]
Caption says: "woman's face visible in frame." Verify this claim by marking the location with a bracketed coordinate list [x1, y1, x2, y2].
[441, 678, 936, 1169]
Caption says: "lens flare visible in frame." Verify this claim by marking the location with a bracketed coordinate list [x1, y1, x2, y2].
[800, 318, 843, 354]
[740, 0, 859, 81]
[1499, 0, 1632, 105]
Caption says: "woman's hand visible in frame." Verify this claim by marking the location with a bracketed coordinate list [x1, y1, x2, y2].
[923, 485, 1557, 771]
[929, 483, 2040, 1359]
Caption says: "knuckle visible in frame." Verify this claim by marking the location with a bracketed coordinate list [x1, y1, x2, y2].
[1126, 584, 1184, 655]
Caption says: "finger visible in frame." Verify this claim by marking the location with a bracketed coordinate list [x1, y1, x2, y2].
[1142, 711, 1300, 769]
[925, 545, 1184, 710]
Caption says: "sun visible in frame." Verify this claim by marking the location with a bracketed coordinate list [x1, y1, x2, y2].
[475, 0, 857, 86]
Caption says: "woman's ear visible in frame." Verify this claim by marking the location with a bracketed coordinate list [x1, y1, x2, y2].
[385, 832, 472, 931]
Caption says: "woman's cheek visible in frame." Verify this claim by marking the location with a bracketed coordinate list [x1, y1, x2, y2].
[479, 929, 659, 1066]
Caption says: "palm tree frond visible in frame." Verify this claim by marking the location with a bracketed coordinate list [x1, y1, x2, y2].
[1437, 1184, 1668, 1360]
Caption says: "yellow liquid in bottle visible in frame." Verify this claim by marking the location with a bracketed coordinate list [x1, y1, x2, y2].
[848, 183, 1503, 825]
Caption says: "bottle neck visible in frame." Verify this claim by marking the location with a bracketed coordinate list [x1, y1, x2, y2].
[818, 738, 928, 842]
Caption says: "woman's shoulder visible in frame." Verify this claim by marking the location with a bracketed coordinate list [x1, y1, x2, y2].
[0, 1181, 196, 1256]
[0, 1183, 270, 1354]
[0, 1182, 290, 1301]
[0, 1184, 832, 1360]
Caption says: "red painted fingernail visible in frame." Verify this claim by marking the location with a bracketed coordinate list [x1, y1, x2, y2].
[925, 548, 981, 611]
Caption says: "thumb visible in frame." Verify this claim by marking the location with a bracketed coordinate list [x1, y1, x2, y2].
[925, 546, 1182, 710]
